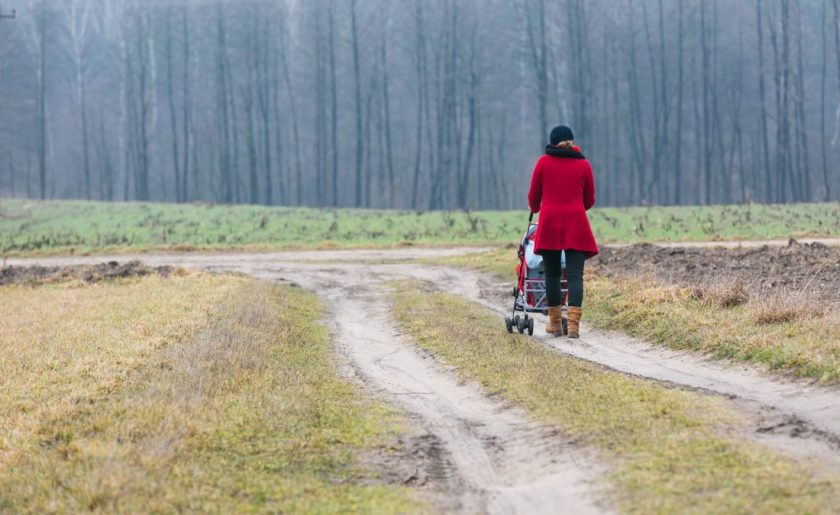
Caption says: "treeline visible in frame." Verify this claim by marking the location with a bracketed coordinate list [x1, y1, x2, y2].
[0, 0, 838, 209]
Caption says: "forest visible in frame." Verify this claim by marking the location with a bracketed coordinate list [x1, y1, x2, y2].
[0, 0, 838, 209]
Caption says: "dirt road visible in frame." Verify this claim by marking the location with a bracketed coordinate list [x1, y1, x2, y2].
[6, 249, 605, 513]
[7, 246, 840, 509]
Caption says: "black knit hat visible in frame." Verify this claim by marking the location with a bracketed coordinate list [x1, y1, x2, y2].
[549, 125, 574, 145]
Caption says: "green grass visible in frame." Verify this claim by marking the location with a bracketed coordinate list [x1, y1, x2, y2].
[392, 282, 840, 513]
[0, 274, 417, 512]
[1, 199, 838, 255]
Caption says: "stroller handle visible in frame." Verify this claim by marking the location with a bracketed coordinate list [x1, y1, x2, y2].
[528, 212, 534, 224]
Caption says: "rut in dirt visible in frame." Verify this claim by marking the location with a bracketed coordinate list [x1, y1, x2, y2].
[232, 265, 605, 514]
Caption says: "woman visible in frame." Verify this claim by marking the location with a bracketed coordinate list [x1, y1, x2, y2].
[527, 125, 598, 338]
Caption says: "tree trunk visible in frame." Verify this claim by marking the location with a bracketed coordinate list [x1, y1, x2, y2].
[214, 8, 233, 204]
[701, 0, 712, 204]
[756, 0, 772, 202]
[257, 14, 274, 205]
[244, 25, 259, 206]
[181, 8, 192, 202]
[133, 11, 152, 202]
[821, 0, 831, 200]
[165, 10, 182, 203]
[328, 1, 339, 206]
[278, 4, 302, 206]
[410, 0, 426, 209]
[379, 7, 395, 206]
[524, 0, 548, 148]
[793, 2, 810, 202]
[350, 0, 363, 207]
[36, 4, 48, 200]
[674, 0, 684, 204]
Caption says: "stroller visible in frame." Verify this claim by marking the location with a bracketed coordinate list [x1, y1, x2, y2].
[504, 212, 568, 336]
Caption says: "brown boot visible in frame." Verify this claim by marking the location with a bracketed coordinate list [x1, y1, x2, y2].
[545, 306, 563, 336]
[567, 307, 582, 339]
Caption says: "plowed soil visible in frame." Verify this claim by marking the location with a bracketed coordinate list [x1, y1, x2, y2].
[594, 239, 840, 304]
[0, 260, 175, 286]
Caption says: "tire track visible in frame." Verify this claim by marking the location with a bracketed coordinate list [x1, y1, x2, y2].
[219, 265, 606, 513]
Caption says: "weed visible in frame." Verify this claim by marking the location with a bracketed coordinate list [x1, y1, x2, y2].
[690, 278, 750, 308]
[751, 291, 827, 326]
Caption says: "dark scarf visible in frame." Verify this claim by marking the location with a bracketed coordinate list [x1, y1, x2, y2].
[545, 145, 586, 159]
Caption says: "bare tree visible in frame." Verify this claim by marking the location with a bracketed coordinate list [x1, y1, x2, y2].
[0, 0, 835, 208]
[755, 0, 772, 202]
[61, 0, 93, 199]
[21, 0, 49, 199]
[350, 0, 363, 207]
[519, 0, 549, 148]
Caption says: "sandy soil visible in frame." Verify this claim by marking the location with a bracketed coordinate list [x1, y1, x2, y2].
[7, 245, 840, 509]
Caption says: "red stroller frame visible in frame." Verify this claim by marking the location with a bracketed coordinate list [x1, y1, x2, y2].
[504, 212, 568, 336]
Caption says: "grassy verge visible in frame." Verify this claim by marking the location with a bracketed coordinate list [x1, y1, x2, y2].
[1, 199, 838, 256]
[425, 247, 514, 278]
[392, 282, 840, 513]
[0, 274, 415, 512]
[433, 249, 840, 383]
[585, 275, 840, 383]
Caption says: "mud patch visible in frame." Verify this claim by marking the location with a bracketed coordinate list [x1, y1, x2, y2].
[743, 403, 840, 474]
[594, 240, 840, 304]
[0, 260, 175, 286]
[360, 426, 468, 512]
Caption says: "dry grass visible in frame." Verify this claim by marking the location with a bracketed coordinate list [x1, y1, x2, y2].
[392, 281, 840, 514]
[585, 275, 840, 382]
[689, 278, 750, 308]
[433, 249, 840, 383]
[0, 274, 415, 512]
[750, 290, 828, 326]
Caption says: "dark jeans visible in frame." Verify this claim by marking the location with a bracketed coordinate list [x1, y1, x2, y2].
[542, 250, 586, 308]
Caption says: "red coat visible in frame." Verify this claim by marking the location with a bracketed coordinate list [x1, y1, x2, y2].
[527, 147, 599, 258]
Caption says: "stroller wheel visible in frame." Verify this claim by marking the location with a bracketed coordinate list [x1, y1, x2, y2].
[504, 317, 514, 333]
[562, 318, 569, 336]
[527, 318, 534, 335]
[516, 317, 526, 334]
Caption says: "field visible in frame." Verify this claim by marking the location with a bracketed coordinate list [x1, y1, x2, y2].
[4, 199, 840, 513]
[0, 271, 414, 512]
[1, 199, 838, 255]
